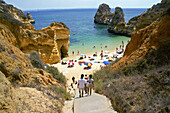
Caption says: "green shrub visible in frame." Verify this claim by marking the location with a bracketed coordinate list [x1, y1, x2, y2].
[45, 66, 66, 84]
[30, 50, 44, 69]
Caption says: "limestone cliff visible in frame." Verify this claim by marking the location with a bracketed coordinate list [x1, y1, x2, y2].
[0, 0, 34, 24]
[94, 9, 170, 113]
[107, 7, 127, 35]
[0, 27, 65, 112]
[0, 1, 70, 64]
[94, 3, 114, 24]
[108, 0, 170, 36]
[112, 8, 170, 70]
[20, 22, 70, 64]
[26, 12, 35, 24]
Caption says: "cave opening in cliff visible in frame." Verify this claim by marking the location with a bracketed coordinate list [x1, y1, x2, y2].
[60, 45, 67, 59]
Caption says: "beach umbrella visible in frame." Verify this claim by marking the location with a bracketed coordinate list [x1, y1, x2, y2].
[80, 54, 85, 56]
[106, 56, 112, 59]
[108, 57, 113, 60]
[46, 63, 51, 67]
[85, 62, 93, 66]
[117, 49, 122, 53]
[68, 62, 74, 66]
[103, 61, 110, 65]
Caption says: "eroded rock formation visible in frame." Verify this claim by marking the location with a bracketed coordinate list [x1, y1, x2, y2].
[26, 12, 35, 24]
[0, 27, 65, 112]
[94, 3, 114, 24]
[108, 0, 170, 36]
[107, 7, 127, 35]
[20, 22, 70, 64]
[112, 8, 170, 69]
[0, 1, 70, 64]
[0, 1, 69, 112]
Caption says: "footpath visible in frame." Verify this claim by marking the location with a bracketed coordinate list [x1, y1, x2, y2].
[73, 89, 117, 113]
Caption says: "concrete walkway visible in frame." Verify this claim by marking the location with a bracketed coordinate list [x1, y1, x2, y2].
[74, 88, 117, 113]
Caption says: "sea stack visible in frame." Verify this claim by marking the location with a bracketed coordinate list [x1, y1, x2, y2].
[26, 12, 35, 24]
[94, 3, 114, 24]
[108, 7, 127, 36]
[108, 0, 170, 36]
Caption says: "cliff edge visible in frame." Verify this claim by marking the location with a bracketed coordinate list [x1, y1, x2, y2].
[0, 1, 70, 64]
[94, 8, 170, 113]
[108, 0, 170, 36]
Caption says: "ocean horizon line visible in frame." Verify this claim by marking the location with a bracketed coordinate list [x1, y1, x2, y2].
[23, 7, 147, 12]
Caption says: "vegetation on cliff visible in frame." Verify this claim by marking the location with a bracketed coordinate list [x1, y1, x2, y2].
[107, 0, 170, 36]
[0, 1, 71, 112]
[94, 8, 170, 113]
[0, 31, 71, 112]
[0, 1, 70, 64]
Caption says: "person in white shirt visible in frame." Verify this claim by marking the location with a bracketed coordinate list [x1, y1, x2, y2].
[78, 74, 86, 97]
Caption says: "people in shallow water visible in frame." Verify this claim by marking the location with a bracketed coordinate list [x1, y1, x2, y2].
[72, 51, 74, 55]
[77, 50, 79, 55]
[93, 46, 96, 48]
[82, 43, 84, 46]
[122, 41, 124, 45]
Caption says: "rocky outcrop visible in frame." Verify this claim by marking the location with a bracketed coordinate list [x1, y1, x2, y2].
[0, 1, 70, 64]
[94, 9, 170, 113]
[108, 0, 170, 36]
[19, 22, 70, 64]
[0, 33, 58, 86]
[26, 12, 35, 24]
[107, 7, 127, 35]
[112, 8, 170, 69]
[0, 21, 66, 113]
[94, 3, 114, 24]
[0, 1, 33, 24]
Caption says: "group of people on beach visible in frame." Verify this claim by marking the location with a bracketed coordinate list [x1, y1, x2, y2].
[71, 74, 94, 97]
[71, 40, 129, 56]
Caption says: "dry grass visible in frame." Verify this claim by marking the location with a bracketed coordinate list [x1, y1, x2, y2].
[94, 44, 170, 113]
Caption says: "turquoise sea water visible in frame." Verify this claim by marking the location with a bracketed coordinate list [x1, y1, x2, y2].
[24, 8, 147, 57]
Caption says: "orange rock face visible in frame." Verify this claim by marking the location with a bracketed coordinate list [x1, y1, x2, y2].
[112, 9, 170, 69]
[0, 1, 70, 64]
[20, 22, 70, 64]
[0, 32, 58, 86]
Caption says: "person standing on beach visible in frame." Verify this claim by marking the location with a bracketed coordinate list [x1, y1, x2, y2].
[78, 74, 86, 97]
[87, 74, 94, 96]
[72, 51, 74, 55]
[100, 50, 103, 60]
[77, 50, 79, 55]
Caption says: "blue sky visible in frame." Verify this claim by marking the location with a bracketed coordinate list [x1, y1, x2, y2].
[5, 0, 161, 10]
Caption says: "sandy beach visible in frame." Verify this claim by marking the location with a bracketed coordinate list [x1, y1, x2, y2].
[52, 49, 124, 86]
